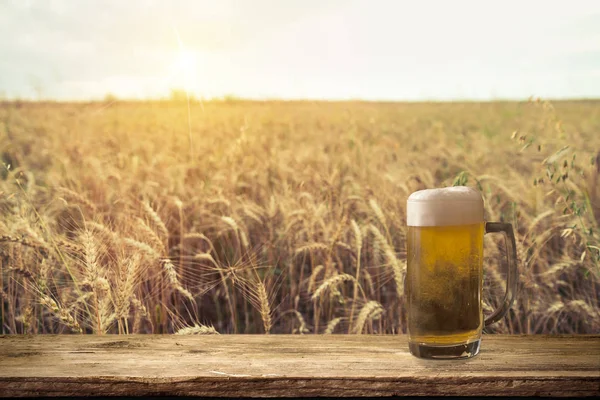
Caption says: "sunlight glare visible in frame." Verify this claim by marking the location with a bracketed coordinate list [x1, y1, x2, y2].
[175, 49, 198, 76]
[170, 48, 199, 92]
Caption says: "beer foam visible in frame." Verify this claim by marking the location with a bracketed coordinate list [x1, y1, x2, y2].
[407, 186, 484, 226]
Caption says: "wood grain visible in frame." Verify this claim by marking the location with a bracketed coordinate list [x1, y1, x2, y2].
[0, 335, 598, 397]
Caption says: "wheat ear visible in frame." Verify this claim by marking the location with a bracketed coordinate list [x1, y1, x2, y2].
[311, 273, 356, 301]
[324, 317, 343, 334]
[175, 323, 219, 335]
[348, 219, 363, 331]
[40, 294, 83, 334]
[257, 280, 272, 334]
[352, 300, 384, 334]
[160, 258, 195, 303]
[141, 201, 168, 238]
[370, 224, 405, 298]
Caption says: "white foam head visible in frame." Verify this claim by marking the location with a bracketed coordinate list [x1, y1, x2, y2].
[407, 186, 484, 227]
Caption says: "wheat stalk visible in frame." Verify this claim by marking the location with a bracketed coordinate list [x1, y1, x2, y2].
[87, 222, 121, 247]
[8, 266, 34, 281]
[80, 229, 106, 333]
[257, 280, 272, 334]
[352, 300, 384, 334]
[175, 323, 219, 335]
[311, 273, 356, 301]
[58, 187, 96, 212]
[369, 198, 386, 228]
[242, 205, 264, 224]
[81, 230, 100, 274]
[566, 299, 598, 319]
[335, 241, 353, 253]
[123, 237, 160, 258]
[39, 294, 83, 334]
[115, 255, 140, 322]
[290, 310, 310, 334]
[141, 201, 169, 240]
[348, 219, 363, 331]
[295, 242, 329, 255]
[324, 317, 343, 334]
[57, 239, 85, 255]
[0, 235, 47, 251]
[307, 264, 325, 294]
[370, 224, 405, 298]
[130, 294, 149, 333]
[160, 258, 195, 303]
[221, 215, 239, 234]
[135, 217, 165, 253]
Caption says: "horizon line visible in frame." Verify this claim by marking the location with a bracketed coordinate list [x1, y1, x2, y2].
[1, 96, 600, 104]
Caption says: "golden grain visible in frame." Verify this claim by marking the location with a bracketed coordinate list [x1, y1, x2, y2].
[312, 273, 356, 302]
[175, 323, 219, 335]
[352, 300, 384, 334]
[324, 317, 343, 334]
[0, 100, 598, 334]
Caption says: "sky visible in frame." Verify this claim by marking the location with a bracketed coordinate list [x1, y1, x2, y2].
[0, 0, 599, 101]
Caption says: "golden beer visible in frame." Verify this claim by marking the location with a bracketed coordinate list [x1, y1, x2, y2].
[406, 187, 517, 359]
[406, 223, 484, 345]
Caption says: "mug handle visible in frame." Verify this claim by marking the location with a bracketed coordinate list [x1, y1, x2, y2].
[484, 222, 518, 326]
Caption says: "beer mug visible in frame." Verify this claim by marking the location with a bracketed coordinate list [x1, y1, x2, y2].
[405, 186, 517, 359]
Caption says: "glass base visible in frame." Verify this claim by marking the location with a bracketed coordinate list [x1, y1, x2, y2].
[409, 338, 481, 359]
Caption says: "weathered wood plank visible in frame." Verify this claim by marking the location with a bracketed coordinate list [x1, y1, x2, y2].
[0, 335, 598, 397]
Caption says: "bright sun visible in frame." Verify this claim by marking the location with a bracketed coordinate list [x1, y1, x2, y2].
[169, 48, 198, 91]
[174, 49, 198, 75]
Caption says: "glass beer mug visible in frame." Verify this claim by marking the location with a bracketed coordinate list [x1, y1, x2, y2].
[406, 186, 517, 359]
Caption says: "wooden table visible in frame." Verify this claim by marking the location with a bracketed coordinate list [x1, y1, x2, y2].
[0, 335, 598, 397]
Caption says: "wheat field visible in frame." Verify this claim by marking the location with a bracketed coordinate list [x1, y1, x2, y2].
[0, 98, 598, 335]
